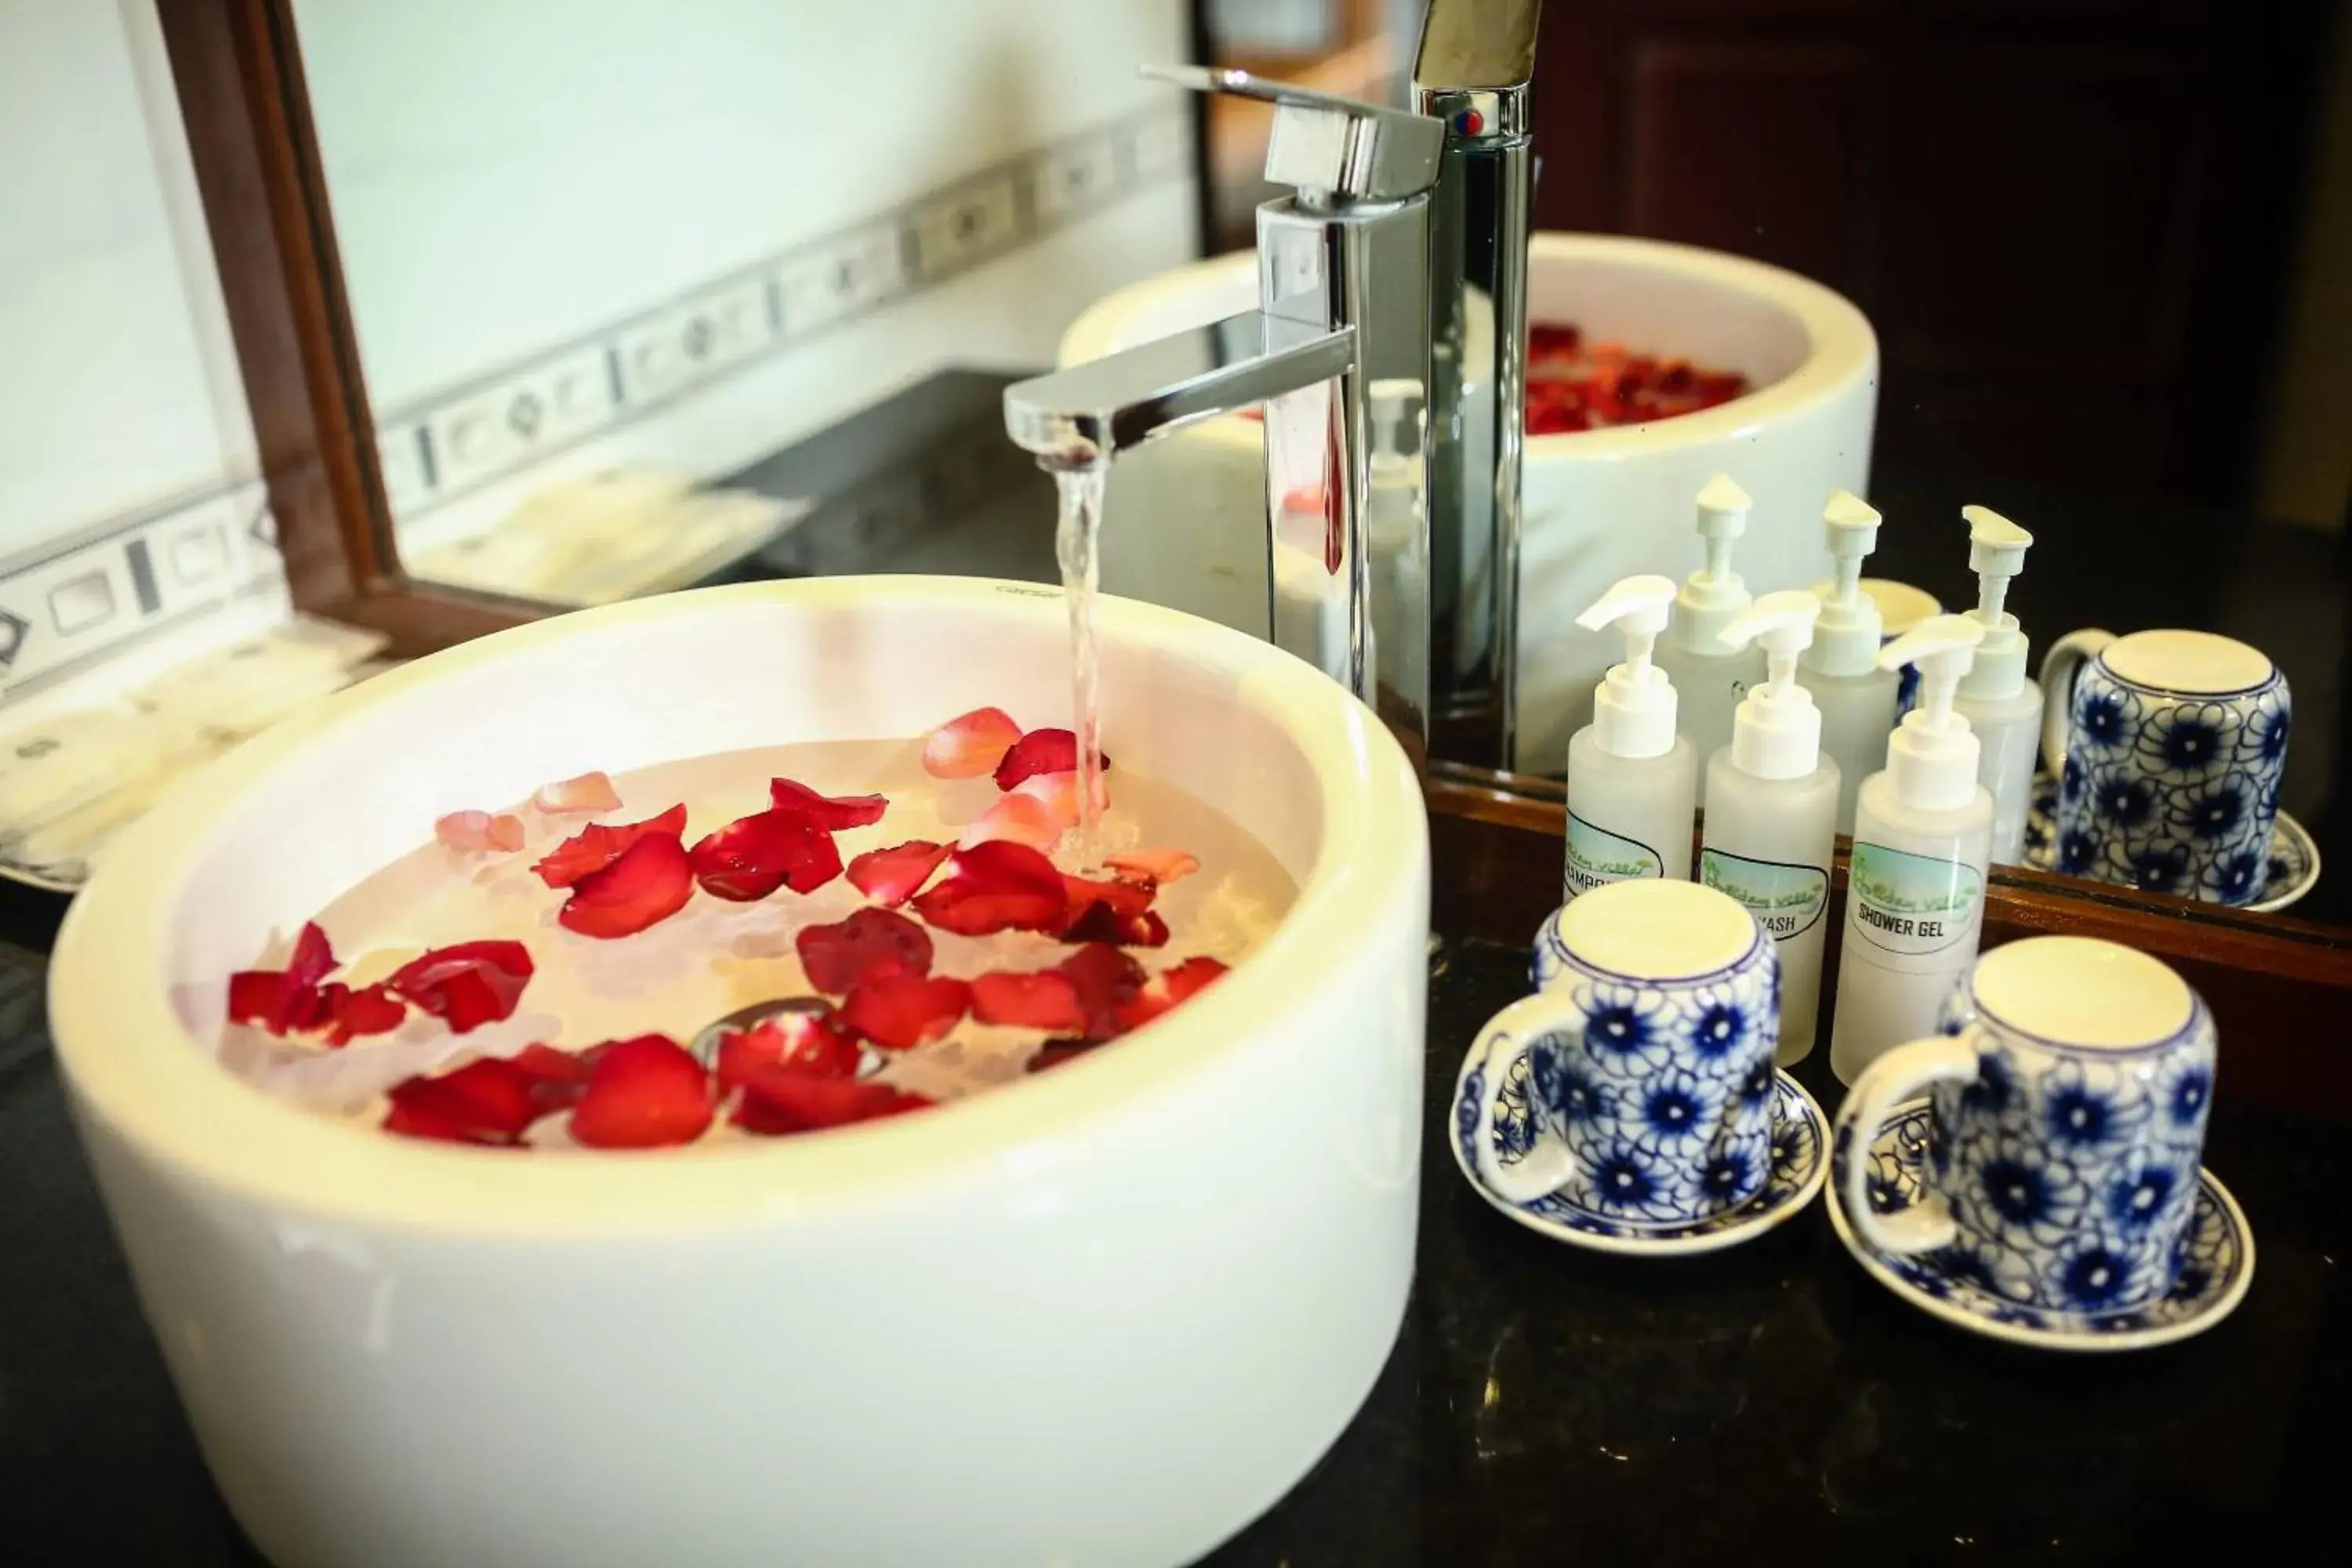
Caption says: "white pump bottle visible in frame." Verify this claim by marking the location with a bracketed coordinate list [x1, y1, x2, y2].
[1802, 490, 1900, 836]
[1829, 615, 1995, 1084]
[1565, 575, 1695, 900]
[1653, 475, 1766, 766]
[1950, 506, 2041, 864]
[1703, 591, 1842, 1065]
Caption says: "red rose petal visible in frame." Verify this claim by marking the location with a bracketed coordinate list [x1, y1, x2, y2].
[287, 921, 335, 989]
[714, 1010, 862, 1095]
[796, 907, 933, 994]
[839, 973, 970, 1050]
[568, 1034, 713, 1149]
[387, 939, 535, 1033]
[1062, 873, 1155, 921]
[993, 728, 1112, 790]
[1115, 955, 1231, 1032]
[922, 706, 1022, 780]
[509, 1042, 595, 1114]
[1026, 1038, 1098, 1073]
[435, 810, 506, 853]
[909, 840, 1069, 936]
[732, 1075, 931, 1135]
[1104, 848, 1199, 884]
[561, 832, 696, 938]
[383, 1057, 539, 1145]
[532, 771, 622, 814]
[958, 792, 1063, 852]
[969, 969, 1084, 1031]
[1010, 768, 1110, 827]
[323, 982, 405, 1046]
[846, 839, 952, 907]
[1057, 943, 1145, 1040]
[768, 777, 887, 831]
[487, 814, 526, 851]
[227, 971, 309, 1035]
[1061, 903, 1170, 949]
[689, 808, 842, 901]
[532, 804, 688, 889]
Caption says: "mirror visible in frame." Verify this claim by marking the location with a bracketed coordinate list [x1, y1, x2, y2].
[281, 0, 2350, 934]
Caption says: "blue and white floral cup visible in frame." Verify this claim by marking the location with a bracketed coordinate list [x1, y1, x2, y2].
[1838, 936, 2215, 1314]
[2038, 627, 2289, 906]
[1473, 880, 1781, 1225]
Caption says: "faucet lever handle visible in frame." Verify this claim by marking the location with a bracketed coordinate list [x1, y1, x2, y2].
[1141, 64, 1444, 202]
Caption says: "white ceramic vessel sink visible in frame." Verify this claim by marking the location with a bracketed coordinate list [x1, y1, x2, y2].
[49, 576, 1430, 1568]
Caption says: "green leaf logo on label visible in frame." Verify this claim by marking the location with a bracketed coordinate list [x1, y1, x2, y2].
[1563, 811, 1663, 898]
[1847, 842, 1985, 956]
[1700, 848, 1828, 939]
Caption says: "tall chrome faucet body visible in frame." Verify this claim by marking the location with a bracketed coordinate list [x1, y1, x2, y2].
[1002, 2, 1541, 774]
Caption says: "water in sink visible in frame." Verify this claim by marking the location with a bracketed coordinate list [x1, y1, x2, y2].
[217, 737, 1296, 1144]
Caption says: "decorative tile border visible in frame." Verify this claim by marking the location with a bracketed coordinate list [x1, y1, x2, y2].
[0, 105, 1191, 706]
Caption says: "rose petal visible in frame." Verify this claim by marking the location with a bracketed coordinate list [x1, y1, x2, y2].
[1061, 873, 1155, 921]
[922, 706, 1022, 780]
[689, 808, 842, 901]
[1009, 768, 1110, 828]
[993, 728, 1111, 790]
[839, 974, 970, 1050]
[846, 839, 953, 907]
[383, 1058, 538, 1145]
[768, 778, 887, 831]
[1104, 848, 1199, 884]
[958, 792, 1063, 852]
[533, 805, 688, 889]
[1057, 943, 1145, 1040]
[796, 907, 933, 994]
[561, 833, 696, 938]
[487, 815, 526, 851]
[909, 840, 1069, 936]
[287, 921, 336, 989]
[568, 1034, 713, 1149]
[510, 1043, 595, 1114]
[714, 1011, 862, 1095]
[969, 970, 1083, 1031]
[532, 771, 622, 815]
[1060, 903, 1170, 949]
[227, 971, 308, 1036]
[1114, 955, 1231, 1033]
[323, 982, 406, 1046]
[732, 1075, 931, 1135]
[387, 940, 535, 1033]
[1026, 1038, 1098, 1073]
[435, 810, 503, 852]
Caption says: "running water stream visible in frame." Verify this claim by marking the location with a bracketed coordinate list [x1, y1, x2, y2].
[1052, 463, 1110, 869]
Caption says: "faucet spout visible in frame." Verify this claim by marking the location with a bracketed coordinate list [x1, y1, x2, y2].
[1004, 310, 1355, 469]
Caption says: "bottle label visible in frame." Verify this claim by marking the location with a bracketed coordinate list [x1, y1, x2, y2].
[1563, 811, 1663, 898]
[1700, 848, 1828, 940]
[1847, 842, 1984, 956]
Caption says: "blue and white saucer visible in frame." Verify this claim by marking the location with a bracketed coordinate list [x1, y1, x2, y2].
[2022, 768, 2319, 914]
[1450, 1051, 1828, 1257]
[1826, 1099, 2254, 1352]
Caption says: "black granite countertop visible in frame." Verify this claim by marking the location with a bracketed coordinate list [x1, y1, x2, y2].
[3, 924, 2344, 1565]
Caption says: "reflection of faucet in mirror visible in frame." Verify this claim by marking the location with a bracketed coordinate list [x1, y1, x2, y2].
[1004, 0, 1543, 775]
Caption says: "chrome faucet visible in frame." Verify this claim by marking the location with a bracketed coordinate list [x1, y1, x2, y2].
[1005, 69, 1445, 769]
[1004, 2, 1542, 775]
[1417, 0, 1542, 771]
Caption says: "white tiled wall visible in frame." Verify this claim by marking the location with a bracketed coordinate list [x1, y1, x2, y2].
[0, 0, 1199, 699]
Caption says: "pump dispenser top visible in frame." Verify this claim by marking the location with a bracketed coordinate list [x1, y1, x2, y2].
[1956, 505, 2034, 700]
[1668, 475, 1755, 653]
[1719, 590, 1824, 781]
[1808, 489, 1884, 677]
[1878, 614, 1987, 810]
[1576, 574, 1679, 760]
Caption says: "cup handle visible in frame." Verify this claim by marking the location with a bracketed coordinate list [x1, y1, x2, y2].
[1838, 1034, 1982, 1255]
[2037, 628, 2116, 775]
[1470, 990, 1591, 1206]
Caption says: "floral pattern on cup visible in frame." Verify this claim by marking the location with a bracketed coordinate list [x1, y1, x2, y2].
[1903, 972, 2217, 1315]
[2050, 653, 2288, 907]
[1479, 902, 1779, 1229]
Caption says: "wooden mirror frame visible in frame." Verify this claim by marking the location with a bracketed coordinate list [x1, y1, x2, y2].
[153, 0, 2352, 1116]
